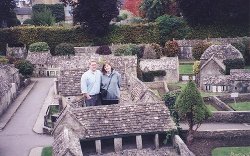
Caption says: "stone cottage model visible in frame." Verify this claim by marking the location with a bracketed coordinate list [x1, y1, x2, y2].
[26, 51, 52, 77]
[0, 64, 20, 116]
[197, 44, 250, 93]
[52, 102, 178, 156]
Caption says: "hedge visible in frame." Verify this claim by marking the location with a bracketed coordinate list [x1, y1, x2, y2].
[0, 24, 248, 55]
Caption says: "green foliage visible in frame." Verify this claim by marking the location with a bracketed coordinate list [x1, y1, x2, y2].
[142, 43, 162, 59]
[54, 43, 75, 56]
[150, 43, 162, 58]
[72, 0, 119, 36]
[95, 45, 112, 55]
[177, 0, 250, 26]
[140, 0, 170, 21]
[163, 40, 180, 57]
[31, 8, 56, 26]
[32, 4, 65, 22]
[142, 70, 166, 82]
[192, 42, 212, 60]
[14, 59, 34, 78]
[23, 19, 34, 25]
[155, 15, 190, 45]
[232, 38, 250, 65]
[29, 42, 50, 52]
[0, 0, 17, 28]
[223, 58, 245, 75]
[212, 146, 250, 156]
[175, 81, 211, 131]
[41, 147, 52, 156]
[114, 44, 142, 56]
[0, 56, 9, 64]
[193, 61, 200, 75]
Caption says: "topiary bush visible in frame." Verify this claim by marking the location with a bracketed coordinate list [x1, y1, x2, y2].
[54, 43, 75, 56]
[114, 44, 142, 57]
[232, 38, 250, 65]
[95, 45, 112, 55]
[142, 43, 162, 59]
[150, 43, 162, 58]
[193, 61, 200, 75]
[163, 40, 180, 57]
[223, 58, 245, 75]
[29, 42, 50, 52]
[31, 8, 56, 26]
[14, 59, 34, 78]
[192, 42, 212, 60]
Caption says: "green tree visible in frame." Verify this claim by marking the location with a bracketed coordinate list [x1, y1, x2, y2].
[31, 8, 56, 26]
[0, 0, 19, 28]
[61, 0, 119, 36]
[14, 60, 34, 78]
[175, 80, 211, 144]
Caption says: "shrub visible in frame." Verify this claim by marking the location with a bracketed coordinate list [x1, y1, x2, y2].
[192, 42, 212, 60]
[164, 40, 180, 57]
[14, 59, 34, 78]
[114, 44, 141, 56]
[142, 70, 166, 82]
[232, 38, 250, 65]
[29, 42, 50, 52]
[32, 4, 65, 22]
[223, 58, 245, 75]
[143, 44, 162, 59]
[193, 61, 200, 74]
[54, 43, 75, 56]
[31, 8, 56, 26]
[23, 19, 34, 25]
[156, 15, 190, 45]
[95, 45, 112, 55]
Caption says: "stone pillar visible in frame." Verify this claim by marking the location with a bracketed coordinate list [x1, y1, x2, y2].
[136, 135, 142, 150]
[114, 138, 122, 152]
[95, 140, 101, 154]
[154, 134, 159, 149]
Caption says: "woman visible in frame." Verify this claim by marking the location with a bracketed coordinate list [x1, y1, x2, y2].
[101, 62, 121, 105]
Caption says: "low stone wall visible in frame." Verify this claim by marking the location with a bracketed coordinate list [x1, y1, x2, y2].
[173, 135, 195, 156]
[217, 93, 250, 103]
[185, 130, 250, 156]
[207, 96, 234, 111]
[207, 111, 250, 123]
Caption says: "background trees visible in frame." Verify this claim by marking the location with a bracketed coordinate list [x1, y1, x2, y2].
[0, 0, 19, 28]
[175, 80, 211, 144]
[61, 0, 119, 36]
[177, 0, 250, 26]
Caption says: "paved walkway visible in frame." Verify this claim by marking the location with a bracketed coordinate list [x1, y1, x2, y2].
[0, 78, 54, 156]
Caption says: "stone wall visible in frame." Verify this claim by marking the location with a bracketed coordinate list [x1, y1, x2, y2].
[217, 93, 250, 103]
[207, 111, 250, 123]
[140, 57, 179, 83]
[208, 96, 234, 111]
[173, 135, 195, 156]
[186, 130, 250, 156]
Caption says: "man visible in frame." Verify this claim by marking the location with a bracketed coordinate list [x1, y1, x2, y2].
[81, 60, 102, 106]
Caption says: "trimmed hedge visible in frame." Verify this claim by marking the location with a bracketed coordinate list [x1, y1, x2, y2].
[95, 45, 112, 55]
[223, 58, 245, 75]
[0, 24, 248, 55]
[55, 43, 75, 56]
[142, 70, 166, 82]
[29, 42, 49, 52]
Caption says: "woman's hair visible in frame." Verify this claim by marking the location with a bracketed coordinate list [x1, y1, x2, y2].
[101, 62, 114, 74]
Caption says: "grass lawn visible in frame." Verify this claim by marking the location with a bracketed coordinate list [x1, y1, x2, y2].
[212, 146, 250, 156]
[41, 147, 52, 156]
[206, 104, 217, 111]
[229, 102, 250, 111]
[245, 66, 250, 69]
[179, 64, 194, 74]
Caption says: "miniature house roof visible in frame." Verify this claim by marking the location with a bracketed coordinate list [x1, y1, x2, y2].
[200, 44, 243, 60]
[54, 102, 176, 140]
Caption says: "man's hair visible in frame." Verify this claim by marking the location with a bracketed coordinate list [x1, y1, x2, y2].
[89, 59, 97, 65]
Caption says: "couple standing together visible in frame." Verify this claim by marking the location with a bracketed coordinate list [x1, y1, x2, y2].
[81, 60, 121, 106]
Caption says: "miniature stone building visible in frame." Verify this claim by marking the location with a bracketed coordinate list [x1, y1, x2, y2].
[140, 57, 179, 83]
[53, 102, 178, 156]
[6, 44, 27, 59]
[0, 64, 20, 116]
[26, 51, 51, 77]
[198, 44, 250, 93]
